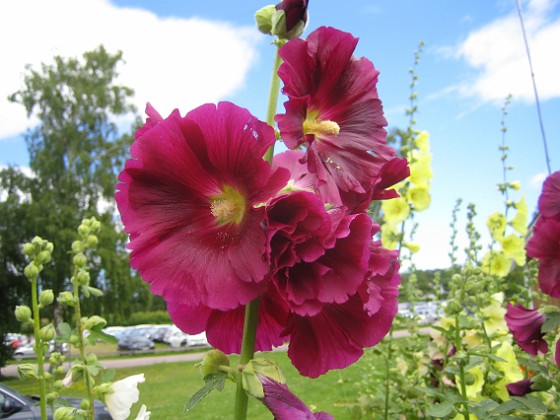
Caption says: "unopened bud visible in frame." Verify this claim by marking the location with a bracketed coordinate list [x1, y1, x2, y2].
[76, 270, 90, 286]
[22, 242, 35, 257]
[80, 399, 91, 411]
[58, 291, 75, 306]
[15, 305, 32, 322]
[24, 263, 39, 281]
[54, 407, 77, 420]
[36, 250, 52, 265]
[40, 324, 56, 341]
[39, 289, 54, 307]
[255, 5, 276, 35]
[73, 253, 87, 268]
[18, 363, 38, 380]
[199, 349, 230, 378]
[85, 235, 98, 247]
[84, 315, 106, 331]
[72, 241, 84, 253]
[78, 224, 90, 237]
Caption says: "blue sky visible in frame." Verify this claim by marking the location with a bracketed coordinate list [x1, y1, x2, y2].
[1, 0, 559, 269]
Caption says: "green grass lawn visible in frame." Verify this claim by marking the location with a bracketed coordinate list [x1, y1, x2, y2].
[1, 349, 379, 419]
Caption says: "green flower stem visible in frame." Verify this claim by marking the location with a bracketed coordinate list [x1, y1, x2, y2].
[234, 297, 261, 420]
[73, 285, 95, 420]
[263, 41, 284, 164]
[31, 277, 48, 420]
[383, 329, 394, 420]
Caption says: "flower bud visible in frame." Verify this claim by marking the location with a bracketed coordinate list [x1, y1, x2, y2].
[18, 363, 38, 380]
[75, 270, 90, 286]
[39, 289, 54, 307]
[84, 315, 107, 331]
[80, 399, 91, 411]
[70, 334, 80, 345]
[40, 324, 56, 341]
[55, 366, 66, 376]
[91, 219, 101, 233]
[54, 407, 77, 420]
[72, 240, 84, 253]
[46, 391, 58, 404]
[242, 358, 285, 399]
[22, 242, 36, 257]
[58, 291, 76, 306]
[73, 253, 87, 268]
[199, 349, 230, 378]
[15, 305, 32, 322]
[272, 0, 308, 39]
[24, 263, 39, 281]
[85, 234, 98, 247]
[255, 5, 276, 35]
[86, 353, 98, 364]
[36, 250, 52, 265]
[78, 224, 90, 237]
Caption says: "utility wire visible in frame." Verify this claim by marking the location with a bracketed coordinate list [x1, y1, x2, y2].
[515, 0, 552, 175]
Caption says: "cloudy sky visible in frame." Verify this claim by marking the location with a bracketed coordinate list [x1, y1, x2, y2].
[1, 0, 559, 269]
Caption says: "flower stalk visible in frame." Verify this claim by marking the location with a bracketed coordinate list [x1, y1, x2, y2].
[31, 275, 48, 420]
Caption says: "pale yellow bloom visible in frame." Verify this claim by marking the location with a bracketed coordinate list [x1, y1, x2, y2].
[459, 365, 484, 402]
[381, 222, 400, 250]
[414, 130, 430, 151]
[481, 251, 511, 278]
[407, 185, 431, 211]
[510, 196, 528, 235]
[499, 234, 526, 266]
[382, 197, 410, 224]
[487, 212, 507, 241]
[481, 293, 508, 337]
[409, 151, 433, 187]
[463, 329, 483, 349]
[493, 341, 523, 402]
[403, 242, 420, 254]
[509, 180, 521, 190]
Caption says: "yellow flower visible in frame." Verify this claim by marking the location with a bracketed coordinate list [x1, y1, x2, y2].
[457, 365, 484, 402]
[381, 222, 400, 250]
[414, 130, 430, 152]
[463, 329, 483, 349]
[487, 212, 507, 241]
[510, 196, 528, 235]
[403, 242, 420, 254]
[492, 341, 523, 401]
[481, 251, 511, 278]
[407, 185, 431, 211]
[509, 180, 521, 190]
[409, 150, 433, 187]
[382, 197, 410, 224]
[481, 293, 508, 337]
[499, 234, 526, 266]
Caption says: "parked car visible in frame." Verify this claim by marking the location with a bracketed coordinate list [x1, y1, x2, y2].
[13, 342, 68, 359]
[0, 383, 111, 419]
[168, 331, 208, 348]
[117, 334, 155, 352]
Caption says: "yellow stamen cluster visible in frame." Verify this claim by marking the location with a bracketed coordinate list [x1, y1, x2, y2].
[210, 186, 246, 225]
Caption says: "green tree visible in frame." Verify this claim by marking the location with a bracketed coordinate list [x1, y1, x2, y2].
[1, 46, 163, 344]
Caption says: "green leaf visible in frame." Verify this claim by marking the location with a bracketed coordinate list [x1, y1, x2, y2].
[86, 363, 99, 377]
[426, 401, 454, 417]
[511, 395, 547, 414]
[184, 373, 227, 414]
[490, 399, 524, 415]
[57, 322, 72, 342]
[541, 312, 560, 333]
[88, 328, 118, 345]
[102, 368, 116, 382]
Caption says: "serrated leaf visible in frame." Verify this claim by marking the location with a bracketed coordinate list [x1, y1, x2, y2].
[86, 364, 99, 377]
[511, 395, 547, 414]
[414, 386, 444, 398]
[88, 329, 118, 345]
[489, 399, 524, 415]
[541, 312, 560, 333]
[57, 322, 72, 342]
[184, 373, 227, 414]
[426, 401, 454, 417]
[103, 368, 116, 382]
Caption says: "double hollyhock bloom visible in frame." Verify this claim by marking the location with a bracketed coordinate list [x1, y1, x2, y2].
[117, 25, 406, 379]
[526, 171, 560, 298]
[275, 26, 407, 210]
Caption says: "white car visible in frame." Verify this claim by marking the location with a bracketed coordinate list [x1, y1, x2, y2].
[168, 331, 208, 348]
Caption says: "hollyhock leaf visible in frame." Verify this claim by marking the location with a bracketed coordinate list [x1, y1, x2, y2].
[116, 102, 289, 311]
[538, 171, 560, 219]
[541, 312, 560, 333]
[184, 373, 227, 414]
[426, 401, 454, 418]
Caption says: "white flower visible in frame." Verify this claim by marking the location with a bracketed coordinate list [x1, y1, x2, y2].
[61, 370, 73, 388]
[105, 374, 145, 420]
[134, 404, 151, 420]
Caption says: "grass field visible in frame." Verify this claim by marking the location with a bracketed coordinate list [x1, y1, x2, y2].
[1, 349, 380, 419]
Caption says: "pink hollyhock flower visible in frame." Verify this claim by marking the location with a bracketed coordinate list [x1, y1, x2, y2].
[260, 376, 333, 419]
[266, 193, 372, 316]
[506, 379, 533, 397]
[505, 303, 548, 356]
[116, 102, 289, 310]
[538, 171, 560, 219]
[526, 217, 560, 298]
[275, 27, 397, 208]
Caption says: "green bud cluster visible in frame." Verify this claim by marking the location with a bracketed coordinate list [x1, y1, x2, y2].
[22, 236, 54, 282]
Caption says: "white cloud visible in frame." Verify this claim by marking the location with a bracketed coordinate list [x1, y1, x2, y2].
[530, 171, 548, 188]
[0, 0, 261, 139]
[452, 0, 560, 103]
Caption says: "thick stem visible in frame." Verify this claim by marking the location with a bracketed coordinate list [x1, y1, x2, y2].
[31, 278, 48, 420]
[233, 298, 261, 420]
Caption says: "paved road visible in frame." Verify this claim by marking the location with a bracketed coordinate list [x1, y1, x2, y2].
[1, 329, 430, 378]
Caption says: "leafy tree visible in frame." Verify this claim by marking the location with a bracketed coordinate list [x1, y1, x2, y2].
[0, 46, 164, 345]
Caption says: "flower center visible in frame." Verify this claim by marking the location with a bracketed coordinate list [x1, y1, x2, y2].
[303, 113, 340, 138]
[210, 186, 246, 225]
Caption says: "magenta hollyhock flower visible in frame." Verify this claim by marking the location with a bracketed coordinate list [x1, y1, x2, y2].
[266, 193, 372, 316]
[505, 303, 548, 356]
[116, 102, 289, 310]
[275, 27, 396, 209]
[526, 217, 560, 298]
[538, 171, 560, 219]
[506, 379, 533, 397]
[260, 376, 333, 420]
